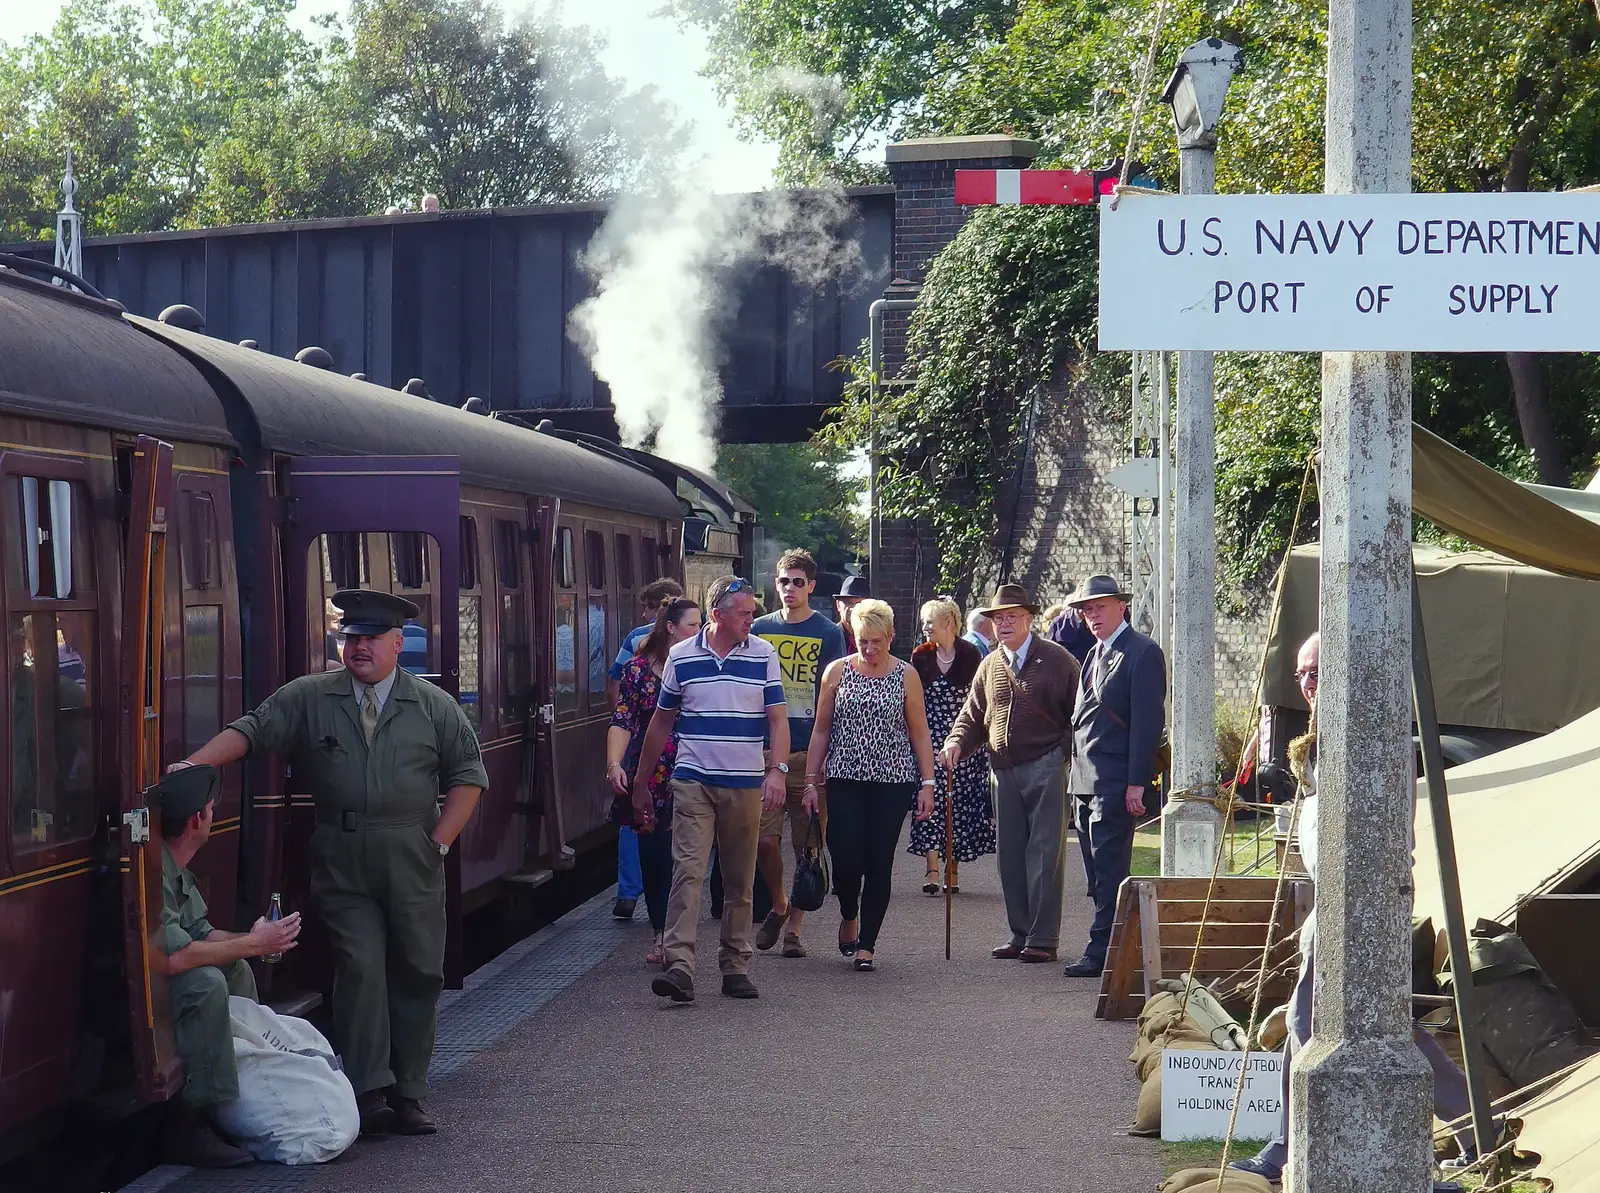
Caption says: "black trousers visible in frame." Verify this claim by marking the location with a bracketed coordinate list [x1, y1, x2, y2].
[636, 822, 673, 933]
[827, 778, 915, 952]
[1075, 792, 1135, 964]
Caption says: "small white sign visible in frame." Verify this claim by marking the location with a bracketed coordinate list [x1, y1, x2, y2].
[1160, 1048, 1285, 1142]
[1098, 192, 1600, 352]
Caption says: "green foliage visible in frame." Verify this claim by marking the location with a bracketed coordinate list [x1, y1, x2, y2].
[819, 204, 1100, 590]
[665, 0, 1019, 184]
[0, 0, 680, 238]
[714, 441, 864, 574]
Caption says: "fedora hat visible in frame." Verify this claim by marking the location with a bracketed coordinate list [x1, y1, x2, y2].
[1066, 573, 1132, 607]
[976, 583, 1040, 618]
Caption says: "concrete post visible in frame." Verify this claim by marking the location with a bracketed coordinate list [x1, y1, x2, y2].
[1162, 140, 1221, 877]
[1288, 0, 1432, 1188]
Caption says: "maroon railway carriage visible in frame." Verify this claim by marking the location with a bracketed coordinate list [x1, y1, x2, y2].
[0, 266, 694, 1155]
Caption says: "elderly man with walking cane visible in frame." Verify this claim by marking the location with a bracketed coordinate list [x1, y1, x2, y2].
[939, 584, 1079, 963]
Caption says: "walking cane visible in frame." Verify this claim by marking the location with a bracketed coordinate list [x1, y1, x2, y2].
[943, 779, 955, 961]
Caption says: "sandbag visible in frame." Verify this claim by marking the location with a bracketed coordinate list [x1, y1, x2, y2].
[212, 997, 359, 1165]
[1137, 1027, 1217, 1082]
[1139, 990, 1181, 1026]
[1158, 1169, 1277, 1193]
[1131, 1069, 1162, 1136]
[1142, 1008, 1190, 1042]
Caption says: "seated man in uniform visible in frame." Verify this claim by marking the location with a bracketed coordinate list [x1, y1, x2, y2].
[158, 764, 302, 1168]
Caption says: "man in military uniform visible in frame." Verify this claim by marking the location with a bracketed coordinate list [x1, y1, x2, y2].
[157, 764, 303, 1167]
[174, 590, 488, 1137]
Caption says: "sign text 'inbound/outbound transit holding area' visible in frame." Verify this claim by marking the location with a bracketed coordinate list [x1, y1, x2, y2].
[1097, 192, 1600, 352]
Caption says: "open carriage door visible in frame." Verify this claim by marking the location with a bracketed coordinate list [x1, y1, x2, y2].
[118, 435, 182, 1102]
[280, 456, 465, 987]
[525, 496, 571, 868]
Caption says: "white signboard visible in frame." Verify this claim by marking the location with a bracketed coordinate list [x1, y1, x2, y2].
[1160, 1048, 1285, 1142]
[1098, 192, 1600, 351]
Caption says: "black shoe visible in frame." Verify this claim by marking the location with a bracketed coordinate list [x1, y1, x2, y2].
[721, 973, 759, 999]
[1063, 956, 1104, 977]
[387, 1095, 437, 1136]
[162, 1105, 253, 1168]
[357, 1089, 397, 1137]
[652, 967, 695, 1002]
[612, 897, 637, 920]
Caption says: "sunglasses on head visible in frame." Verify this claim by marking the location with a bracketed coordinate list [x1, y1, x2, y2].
[723, 578, 753, 596]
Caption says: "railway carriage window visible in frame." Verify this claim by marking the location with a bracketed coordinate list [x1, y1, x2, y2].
[494, 519, 530, 721]
[587, 596, 609, 708]
[9, 610, 98, 852]
[323, 532, 367, 590]
[13, 477, 81, 598]
[555, 526, 576, 589]
[641, 536, 658, 582]
[182, 606, 222, 753]
[584, 529, 607, 590]
[554, 594, 577, 715]
[459, 516, 479, 590]
[391, 531, 430, 590]
[458, 516, 481, 728]
[182, 491, 219, 590]
[616, 534, 635, 592]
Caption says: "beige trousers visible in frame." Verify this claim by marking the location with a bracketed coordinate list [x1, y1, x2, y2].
[663, 780, 763, 976]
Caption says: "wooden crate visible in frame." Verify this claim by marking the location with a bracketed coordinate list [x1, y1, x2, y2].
[1095, 875, 1315, 1021]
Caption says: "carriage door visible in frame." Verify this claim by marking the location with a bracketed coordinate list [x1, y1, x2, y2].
[524, 497, 570, 865]
[280, 456, 466, 987]
[117, 436, 183, 1102]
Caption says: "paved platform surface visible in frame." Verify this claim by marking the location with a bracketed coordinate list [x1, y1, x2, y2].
[139, 831, 1161, 1193]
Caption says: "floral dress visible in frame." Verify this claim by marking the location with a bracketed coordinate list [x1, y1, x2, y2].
[908, 644, 996, 862]
[609, 655, 676, 825]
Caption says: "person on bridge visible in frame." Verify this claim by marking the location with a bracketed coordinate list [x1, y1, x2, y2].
[156, 764, 303, 1168]
[608, 577, 685, 923]
[1063, 575, 1166, 978]
[632, 576, 788, 1003]
[941, 584, 1079, 964]
[908, 597, 993, 894]
[173, 589, 488, 1139]
[751, 548, 848, 959]
[805, 599, 936, 970]
[607, 596, 702, 966]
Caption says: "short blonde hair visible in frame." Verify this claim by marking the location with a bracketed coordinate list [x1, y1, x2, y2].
[849, 598, 895, 642]
[1042, 603, 1066, 624]
[919, 597, 960, 635]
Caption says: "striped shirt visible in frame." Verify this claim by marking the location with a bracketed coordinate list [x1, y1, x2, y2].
[657, 628, 785, 788]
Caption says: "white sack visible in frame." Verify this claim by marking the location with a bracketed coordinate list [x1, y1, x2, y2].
[212, 996, 358, 1165]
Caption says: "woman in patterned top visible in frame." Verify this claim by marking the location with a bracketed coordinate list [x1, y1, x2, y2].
[909, 598, 994, 893]
[607, 597, 702, 965]
[803, 599, 936, 971]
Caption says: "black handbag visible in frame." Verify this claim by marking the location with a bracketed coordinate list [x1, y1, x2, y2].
[789, 811, 830, 912]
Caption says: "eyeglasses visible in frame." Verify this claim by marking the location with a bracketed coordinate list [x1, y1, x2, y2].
[1295, 667, 1319, 683]
[775, 577, 808, 588]
[992, 611, 1029, 624]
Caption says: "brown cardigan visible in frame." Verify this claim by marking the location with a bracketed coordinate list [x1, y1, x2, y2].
[945, 633, 1079, 770]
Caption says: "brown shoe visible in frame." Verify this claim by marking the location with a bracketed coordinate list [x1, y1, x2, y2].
[1019, 947, 1058, 963]
[755, 908, 790, 951]
[992, 943, 1025, 959]
[162, 1104, 253, 1168]
[781, 932, 807, 958]
[388, 1095, 437, 1136]
[358, 1089, 396, 1137]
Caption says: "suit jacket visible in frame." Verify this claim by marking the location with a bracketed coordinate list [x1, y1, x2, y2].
[1068, 626, 1167, 797]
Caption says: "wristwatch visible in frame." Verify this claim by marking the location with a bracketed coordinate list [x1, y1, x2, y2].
[435, 839, 449, 857]
[769, 761, 790, 774]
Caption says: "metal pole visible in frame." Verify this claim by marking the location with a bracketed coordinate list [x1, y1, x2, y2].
[1410, 573, 1497, 1164]
[1156, 352, 1172, 652]
[866, 298, 917, 594]
[1162, 140, 1221, 877]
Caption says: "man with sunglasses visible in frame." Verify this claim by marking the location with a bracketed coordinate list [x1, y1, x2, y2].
[750, 549, 848, 957]
[632, 575, 789, 1002]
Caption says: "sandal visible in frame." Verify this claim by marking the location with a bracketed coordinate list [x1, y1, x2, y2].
[921, 867, 940, 896]
[644, 937, 665, 967]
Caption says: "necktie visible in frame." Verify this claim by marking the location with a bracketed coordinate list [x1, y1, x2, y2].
[361, 686, 380, 744]
[1090, 644, 1106, 700]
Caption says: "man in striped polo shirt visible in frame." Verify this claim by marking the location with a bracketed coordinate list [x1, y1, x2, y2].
[631, 576, 789, 1002]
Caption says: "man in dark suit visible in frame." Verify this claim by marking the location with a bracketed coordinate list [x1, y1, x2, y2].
[1062, 574, 1167, 977]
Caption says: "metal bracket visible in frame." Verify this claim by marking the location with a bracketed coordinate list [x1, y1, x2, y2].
[123, 806, 150, 845]
[539, 702, 555, 725]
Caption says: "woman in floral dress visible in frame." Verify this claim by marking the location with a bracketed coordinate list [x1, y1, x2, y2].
[607, 597, 701, 965]
[908, 598, 994, 892]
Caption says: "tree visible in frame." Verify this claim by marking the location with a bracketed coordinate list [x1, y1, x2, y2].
[666, 0, 1019, 183]
[714, 441, 864, 575]
[349, 0, 686, 209]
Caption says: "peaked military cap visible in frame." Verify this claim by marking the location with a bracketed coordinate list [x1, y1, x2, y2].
[152, 763, 220, 821]
[332, 589, 420, 636]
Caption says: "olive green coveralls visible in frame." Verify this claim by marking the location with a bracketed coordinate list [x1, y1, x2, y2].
[230, 667, 488, 1099]
[162, 845, 258, 1109]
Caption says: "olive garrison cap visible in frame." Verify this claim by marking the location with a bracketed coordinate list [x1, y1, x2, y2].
[332, 588, 420, 636]
[153, 764, 220, 821]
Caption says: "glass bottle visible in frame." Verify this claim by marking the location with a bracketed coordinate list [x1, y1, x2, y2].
[263, 892, 284, 964]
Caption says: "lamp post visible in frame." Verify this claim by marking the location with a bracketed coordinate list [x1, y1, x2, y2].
[1159, 38, 1242, 878]
[866, 285, 918, 594]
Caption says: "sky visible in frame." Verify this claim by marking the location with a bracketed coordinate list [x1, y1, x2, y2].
[0, 0, 779, 194]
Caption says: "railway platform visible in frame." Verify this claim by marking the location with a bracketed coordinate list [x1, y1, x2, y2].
[125, 841, 1163, 1193]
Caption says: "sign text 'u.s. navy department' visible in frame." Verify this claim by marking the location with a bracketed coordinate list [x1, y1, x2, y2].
[1098, 192, 1600, 352]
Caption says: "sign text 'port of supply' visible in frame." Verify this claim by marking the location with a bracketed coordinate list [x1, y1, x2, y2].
[1098, 192, 1600, 352]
